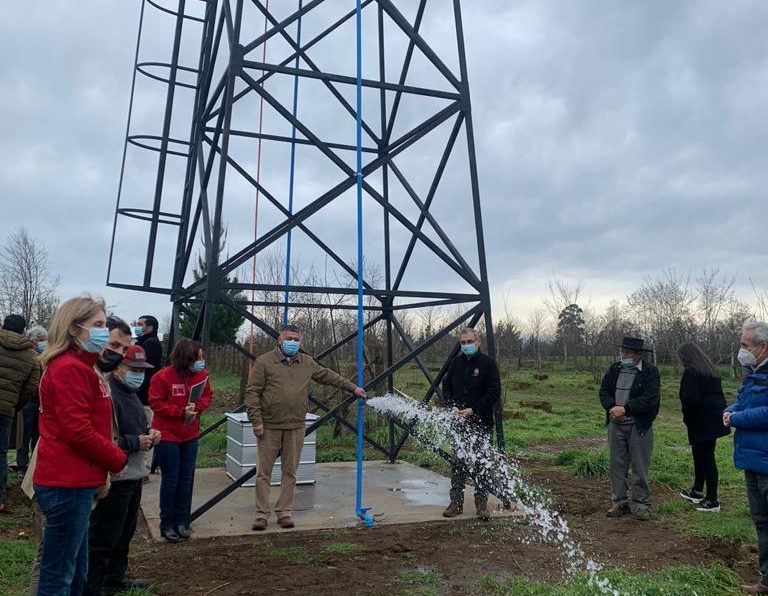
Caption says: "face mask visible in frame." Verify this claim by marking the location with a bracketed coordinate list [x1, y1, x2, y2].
[191, 359, 205, 373]
[133, 326, 143, 338]
[122, 370, 145, 390]
[282, 340, 300, 356]
[738, 347, 758, 368]
[461, 344, 477, 356]
[36, 341, 47, 354]
[78, 326, 110, 354]
[98, 349, 124, 372]
[620, 358, 635, 368]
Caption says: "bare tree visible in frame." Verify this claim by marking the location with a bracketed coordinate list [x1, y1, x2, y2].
[543, 276, 583, 321]
[524, 309, 548, 369]
[696, 268, 735, 355]
[0, 227, 59, 327]
[627, 269, 696, 364]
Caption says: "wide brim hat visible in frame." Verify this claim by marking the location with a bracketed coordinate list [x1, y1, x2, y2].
[614, 336, 653, 352]
[122, 344, 155, 368]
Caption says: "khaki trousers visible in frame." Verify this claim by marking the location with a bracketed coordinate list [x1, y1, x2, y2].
[254, 427, 305, 521]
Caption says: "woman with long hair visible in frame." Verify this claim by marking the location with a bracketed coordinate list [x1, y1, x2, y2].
[149, 339, 212, 542]
[677, 342, 730, 512]
[33, 296, 128, 595]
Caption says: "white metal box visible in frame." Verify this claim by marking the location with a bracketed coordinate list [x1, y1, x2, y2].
[225, 412, 318, 487]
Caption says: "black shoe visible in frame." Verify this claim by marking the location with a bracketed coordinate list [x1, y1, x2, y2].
[175, 524, 190, 539]
[679, 488, 704, 503]
[695, 498, 721, 512]
[160, 527, 181, 543]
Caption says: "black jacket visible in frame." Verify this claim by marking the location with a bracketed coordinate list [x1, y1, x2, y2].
[441, 351, 501, 428]
[679, 368, 730, 444]
[109, 376, 151, 456]
[136, 332, 163, 406]
[599, 360, 661, 433]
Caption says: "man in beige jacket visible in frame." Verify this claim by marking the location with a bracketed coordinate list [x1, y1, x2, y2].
[245, 325, 365, 530]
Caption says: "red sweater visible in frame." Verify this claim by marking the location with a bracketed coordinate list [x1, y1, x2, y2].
[34, 349, 127, 488]
[149, 366, 213, 443]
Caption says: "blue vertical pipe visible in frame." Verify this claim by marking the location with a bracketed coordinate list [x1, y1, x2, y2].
[354, 0, 372, 527]
[283, 0, 303, 327]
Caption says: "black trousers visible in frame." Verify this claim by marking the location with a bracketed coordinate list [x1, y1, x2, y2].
[746, 471, 768, 586]
[691, 439, 719, 501]
[449, 424, 491, 507]
[85, 479, 143, 595]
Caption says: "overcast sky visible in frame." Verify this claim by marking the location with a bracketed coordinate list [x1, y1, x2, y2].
[1, 0, 766, 330]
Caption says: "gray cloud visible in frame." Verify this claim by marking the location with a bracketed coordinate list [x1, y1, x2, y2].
[1, 0, 766, 327]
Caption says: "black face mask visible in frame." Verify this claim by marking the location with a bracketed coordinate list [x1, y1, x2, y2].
[98, 349, 124, 373]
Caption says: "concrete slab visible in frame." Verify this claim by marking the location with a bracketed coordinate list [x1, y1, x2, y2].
[141, 461, 519, 540]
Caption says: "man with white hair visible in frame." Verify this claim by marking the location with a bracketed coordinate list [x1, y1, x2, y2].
[724, 321, 768, 594]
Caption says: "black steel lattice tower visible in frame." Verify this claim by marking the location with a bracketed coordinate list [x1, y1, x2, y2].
[108, 0, 500, 516]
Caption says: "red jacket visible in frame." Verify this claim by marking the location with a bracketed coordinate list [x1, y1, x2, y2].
[34, 349, 127, 488]
[149, 365, 213, 443]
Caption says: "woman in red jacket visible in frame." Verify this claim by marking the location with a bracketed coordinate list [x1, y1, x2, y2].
[149, 339, 212, 542]
[34, 296, 128, 596]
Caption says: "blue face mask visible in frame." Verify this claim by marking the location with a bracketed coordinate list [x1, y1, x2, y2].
[191, 359, 205, 373]
[36, 341, 47, 354]
[620, 357, 635, 368]
[79, 326, 110, 354]
[461, 343, 478, 357]
[122, 370, 145, 390]
[281, 339, 300, 356]
[133, 326, 143, 338]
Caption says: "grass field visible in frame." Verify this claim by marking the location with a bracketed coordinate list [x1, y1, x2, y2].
[0, 360, 754, 595]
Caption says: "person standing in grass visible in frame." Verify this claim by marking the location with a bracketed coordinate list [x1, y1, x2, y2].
[676, 342, 729, 512]
[599, 336, 660, 521]
[724, 321, 768, 594]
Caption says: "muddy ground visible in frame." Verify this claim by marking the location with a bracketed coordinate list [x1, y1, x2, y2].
[108, 464, 756, 595]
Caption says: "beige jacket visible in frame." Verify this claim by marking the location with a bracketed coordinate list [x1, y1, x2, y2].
[245, 348, 357, 430]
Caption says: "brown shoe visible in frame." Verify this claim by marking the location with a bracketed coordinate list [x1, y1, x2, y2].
[0, 503, 9, 514]
[277, 516, 295, 529]
[251, 519, 267, 531]
[606, 503, 630, 518]
[632, 507, 651, 521]
[476, 507, 490, 521]
[743, 582, 768, 594]
[442, 502, 463, 518]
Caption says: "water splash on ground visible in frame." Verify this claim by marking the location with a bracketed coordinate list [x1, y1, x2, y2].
[366, 393, 618, 596]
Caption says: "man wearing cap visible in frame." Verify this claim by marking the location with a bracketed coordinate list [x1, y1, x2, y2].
[599, 336, 660, 521]
[85, 345, 160, 596]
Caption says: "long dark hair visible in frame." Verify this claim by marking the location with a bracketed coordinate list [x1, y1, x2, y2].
[170, 339, 203, 375]
[677, 342, 720, 379]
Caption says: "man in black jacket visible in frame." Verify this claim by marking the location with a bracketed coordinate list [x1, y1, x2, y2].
[134, 315, 163, 406]
[440, 327, 501, 521]
[599, 336, 660, 521]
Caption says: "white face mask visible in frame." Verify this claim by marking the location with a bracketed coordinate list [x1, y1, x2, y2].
[738, 347, 758, 368]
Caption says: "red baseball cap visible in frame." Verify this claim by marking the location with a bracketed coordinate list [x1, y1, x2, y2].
[123, 345, 154, 369]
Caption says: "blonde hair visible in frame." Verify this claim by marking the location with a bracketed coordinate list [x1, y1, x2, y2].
[41, 295, 107, 367]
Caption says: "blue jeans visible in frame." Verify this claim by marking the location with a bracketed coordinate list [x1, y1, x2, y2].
[35, 485, 95, 596]
[155, 440, 198, 530]
[0, 414, 12, 504]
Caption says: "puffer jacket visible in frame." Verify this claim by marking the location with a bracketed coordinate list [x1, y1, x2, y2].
[0, 329, 40, 417]
[726, 369, 768, 474]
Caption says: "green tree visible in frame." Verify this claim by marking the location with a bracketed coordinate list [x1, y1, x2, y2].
[180, 234, 246, 345]
[555, 303, 585, 362]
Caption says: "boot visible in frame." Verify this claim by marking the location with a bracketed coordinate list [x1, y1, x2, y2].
[442, 502, 463, 518]
[475, 498, 490, 521]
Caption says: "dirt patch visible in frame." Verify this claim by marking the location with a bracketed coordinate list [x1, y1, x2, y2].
[124, 464, 756, 595]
